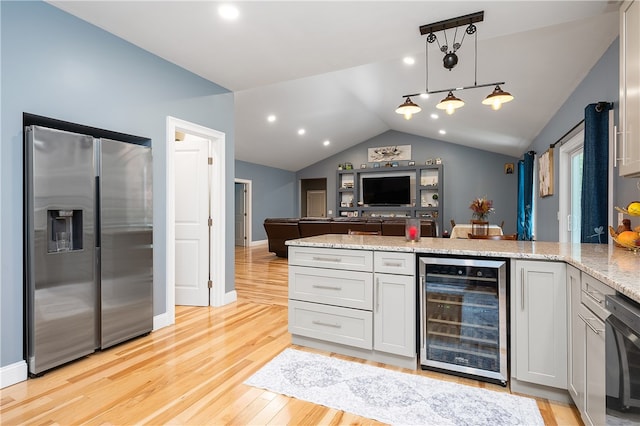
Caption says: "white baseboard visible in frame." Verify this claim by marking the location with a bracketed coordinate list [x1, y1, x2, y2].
[1, 360, 28, 389]
[251, 239, 268, 246]
[223, 290, 237, 305]
[153, 312, 173, 331]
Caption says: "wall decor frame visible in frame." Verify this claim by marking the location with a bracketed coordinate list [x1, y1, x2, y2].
[538, 148, 554, 197]
[367, 145, 411, 162]
[504, 163, 514, 174]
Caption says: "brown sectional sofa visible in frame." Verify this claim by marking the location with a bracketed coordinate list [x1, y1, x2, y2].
[264, 217, 438, 257]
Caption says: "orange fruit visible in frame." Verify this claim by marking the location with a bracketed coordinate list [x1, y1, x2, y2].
[617, 230, 640, 247]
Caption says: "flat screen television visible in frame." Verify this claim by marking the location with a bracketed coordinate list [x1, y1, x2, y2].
[362, 175, 411, 206]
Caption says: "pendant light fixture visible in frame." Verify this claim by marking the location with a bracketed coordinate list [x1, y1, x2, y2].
[395, 11, 514, 118]
[436, 91, 465, 115]
[396, 97, 422, 120]
[482, 85, 514, 110]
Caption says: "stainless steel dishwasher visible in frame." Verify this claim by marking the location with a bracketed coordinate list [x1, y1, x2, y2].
[605, 293, 640, 424]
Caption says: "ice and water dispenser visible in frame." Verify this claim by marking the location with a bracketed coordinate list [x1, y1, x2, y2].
[47, 209, 83, 253]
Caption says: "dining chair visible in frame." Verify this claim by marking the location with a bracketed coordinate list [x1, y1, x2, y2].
[470, 220, 489, 236]
[348, 230, 380, 235]
[468, 233, 517, 240]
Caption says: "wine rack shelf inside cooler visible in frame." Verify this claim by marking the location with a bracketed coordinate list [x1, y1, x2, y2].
[419, 257, 507, 385]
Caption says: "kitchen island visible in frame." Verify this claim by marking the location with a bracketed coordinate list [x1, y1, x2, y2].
[285, 234, 640, 414]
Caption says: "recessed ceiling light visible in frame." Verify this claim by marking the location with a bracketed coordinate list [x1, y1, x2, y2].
[439, 129, 446, 135]
[218, 4, 239, 20]
[420, 93, 429, 99]
[298, 128, 306, 135]
[430, 113, 439, 119]
[267, 114, 276, 123]
[323, 140, 330, 146]
[403, 57, 415, 65]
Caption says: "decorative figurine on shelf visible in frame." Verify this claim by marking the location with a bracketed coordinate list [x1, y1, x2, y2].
[469, 196, 494, 221]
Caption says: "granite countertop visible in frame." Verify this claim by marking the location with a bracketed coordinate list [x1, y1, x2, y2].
[286, 235, 640, 303]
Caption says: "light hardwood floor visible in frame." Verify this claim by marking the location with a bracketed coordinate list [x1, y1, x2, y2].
[1, 244, 582, 425]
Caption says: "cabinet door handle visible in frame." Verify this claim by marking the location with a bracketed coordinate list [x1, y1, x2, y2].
[614, 125, 619, 167]
[383, 261, 402, 267]
[584, 289, 604, 304]
[376, 277, 380, 312]
[312, 320, 342, 329]
[578, 313, 604, 334]
[312, 256, 341, 263]
[521, 268, 525, 310]
[312, 284, 342, 291]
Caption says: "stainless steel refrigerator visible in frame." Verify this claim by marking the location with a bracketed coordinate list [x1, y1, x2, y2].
[24, 125, 153, 375]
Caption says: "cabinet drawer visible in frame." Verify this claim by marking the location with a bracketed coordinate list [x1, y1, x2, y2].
[374, 251, 415, 275]
[289, 266, 373, 310]
[581, 272, 614, 320]
[288, 246, 373, 272]
[288, 300, 373, 349]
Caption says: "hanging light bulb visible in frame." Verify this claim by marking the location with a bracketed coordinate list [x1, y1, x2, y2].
[482, 85, 514, 111]
[436, 91, 465, 115]
[395, 97, 422, 120]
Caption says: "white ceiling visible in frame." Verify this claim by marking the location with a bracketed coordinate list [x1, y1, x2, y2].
[49, 1, 620, 171]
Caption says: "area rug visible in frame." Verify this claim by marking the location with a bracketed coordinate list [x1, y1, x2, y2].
[245, 348, 544, 425]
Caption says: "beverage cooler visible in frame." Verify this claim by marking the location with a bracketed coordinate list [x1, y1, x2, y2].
[418, 256, 508, 385]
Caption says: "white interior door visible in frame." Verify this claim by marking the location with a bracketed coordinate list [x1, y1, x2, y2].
[306, 190, 326, 217]
[175, 138, 210, 306]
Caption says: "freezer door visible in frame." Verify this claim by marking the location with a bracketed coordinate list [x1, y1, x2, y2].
[25, 125, 97, 375]
[99, 138, 153, 348]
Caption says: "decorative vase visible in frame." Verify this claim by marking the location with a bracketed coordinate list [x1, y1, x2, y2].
[472, 213, 488, 222]
[405, 218, 421, 242]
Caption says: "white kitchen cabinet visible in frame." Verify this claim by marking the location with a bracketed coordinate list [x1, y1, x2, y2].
[288, 247, 417, 369]
[581, 302, 606, 426]
[619, 0, 640, 177]
[373, 252, 415, 357]
[568, 268, 613, 426]
[512, 260, 567, 389]
[567, 265, 585, 413]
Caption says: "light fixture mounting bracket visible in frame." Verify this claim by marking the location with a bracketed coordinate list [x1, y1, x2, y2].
[419, 11, 484, 36]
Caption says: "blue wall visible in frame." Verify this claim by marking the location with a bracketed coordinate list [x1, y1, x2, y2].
[298, 130, 520, 235]
[527, 39, 640, 241]
[235, 160, 297, 241]
[1, 1, 235, 370]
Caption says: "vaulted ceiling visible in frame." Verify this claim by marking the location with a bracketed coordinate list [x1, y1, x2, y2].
[49, 1, 620, 171]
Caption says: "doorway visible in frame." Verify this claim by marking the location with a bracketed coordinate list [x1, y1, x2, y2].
[300, 178, 327, 217]
[164, 117, 227, 327]
[234, 179, 252, 246]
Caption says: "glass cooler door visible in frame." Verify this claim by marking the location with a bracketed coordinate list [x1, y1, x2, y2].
[420, 257, 507, 385]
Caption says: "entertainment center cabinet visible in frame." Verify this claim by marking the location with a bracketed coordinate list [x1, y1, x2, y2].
[336, 164, 443, 233]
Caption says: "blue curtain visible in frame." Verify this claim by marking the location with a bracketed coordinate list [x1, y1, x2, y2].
[517, 151, 535, 240]
[581, 103, 609, 243]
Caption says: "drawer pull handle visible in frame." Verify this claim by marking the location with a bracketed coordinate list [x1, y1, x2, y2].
[578, 313, 604, 334]
[312, 320, 342, 328]
[312, 256, 342, 263]
[383, 261, 402, 267]
[584, 289, 604, 304]
[312, 284, 342, 291]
